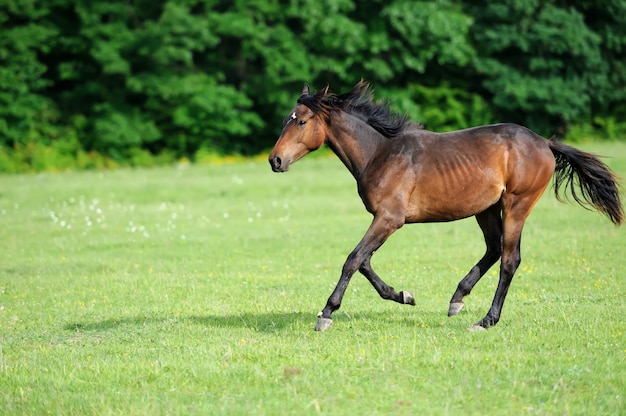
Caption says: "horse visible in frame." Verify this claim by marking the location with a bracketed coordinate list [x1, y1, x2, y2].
[268, 80, 623, 331]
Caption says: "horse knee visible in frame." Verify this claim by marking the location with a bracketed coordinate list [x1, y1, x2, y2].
[344, 252, 365, 275]
[358, 257, 372, 274]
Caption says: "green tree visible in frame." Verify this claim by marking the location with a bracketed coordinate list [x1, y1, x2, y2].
[1, 0, 625, 172]
[0, 1, 59, 147]
[463, 0, 612, 136]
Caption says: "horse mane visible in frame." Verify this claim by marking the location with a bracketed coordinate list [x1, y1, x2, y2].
[297, 80, 413, 139]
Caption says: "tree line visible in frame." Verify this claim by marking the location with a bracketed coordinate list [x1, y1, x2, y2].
[1, 0, 625, 171]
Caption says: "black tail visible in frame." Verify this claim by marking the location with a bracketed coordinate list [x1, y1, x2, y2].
[548, 140, 623, 225]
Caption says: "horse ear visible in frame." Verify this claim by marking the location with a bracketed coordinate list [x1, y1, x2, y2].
[320, 83, 330, 97]
[313, 84, 330, 101]
[301, 83, 310, 96]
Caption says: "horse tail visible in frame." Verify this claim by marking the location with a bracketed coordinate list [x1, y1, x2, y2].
[548, 140, 623, 225]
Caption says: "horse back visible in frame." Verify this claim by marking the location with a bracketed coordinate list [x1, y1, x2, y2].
[362, 123, 556, 222]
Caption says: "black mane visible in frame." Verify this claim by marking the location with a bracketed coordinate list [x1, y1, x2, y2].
[297, 81, 411, 139]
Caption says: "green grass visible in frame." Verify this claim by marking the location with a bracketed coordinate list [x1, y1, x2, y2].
[1, 142, 625, 415]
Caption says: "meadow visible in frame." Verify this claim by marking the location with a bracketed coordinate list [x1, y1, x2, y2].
[1, 142, 625, 415]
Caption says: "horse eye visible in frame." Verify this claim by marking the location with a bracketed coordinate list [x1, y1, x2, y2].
[299, 120, 307, 126]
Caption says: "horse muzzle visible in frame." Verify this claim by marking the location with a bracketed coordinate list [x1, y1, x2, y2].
[269, 155, 289, 172]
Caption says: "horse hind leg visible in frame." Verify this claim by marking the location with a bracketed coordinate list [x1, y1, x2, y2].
[359, 257, 416, 305]
[448, 203, 503, 317]
[473, 189, 546, 330]
[472, 220, 522, 330]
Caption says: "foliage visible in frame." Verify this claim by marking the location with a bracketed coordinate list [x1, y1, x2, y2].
[465, 1, 608, 135]
[1, 0, 626, 171]
[1, 142, 625, 414]
[384, 83, 494, 131]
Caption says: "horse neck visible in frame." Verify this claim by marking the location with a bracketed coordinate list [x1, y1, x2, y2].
[325, 112, 385, 179]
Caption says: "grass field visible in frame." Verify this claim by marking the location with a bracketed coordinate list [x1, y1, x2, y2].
[1, 142, 625, 415]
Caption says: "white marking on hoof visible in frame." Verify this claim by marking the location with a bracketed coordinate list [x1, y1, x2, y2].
[401, 291, 416, 306]
[468, 324, 487, 332]
[448, 302, 465, 316]
[314, 313, 333, 331]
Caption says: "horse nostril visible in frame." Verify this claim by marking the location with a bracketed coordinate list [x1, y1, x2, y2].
[270, 156, 282, 171]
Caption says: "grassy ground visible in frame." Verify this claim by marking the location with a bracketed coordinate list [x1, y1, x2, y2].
[1, 142, 625, 415]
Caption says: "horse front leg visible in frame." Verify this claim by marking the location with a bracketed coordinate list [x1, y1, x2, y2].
[359, 257, 415, 306]
[315, 212, 403, 331]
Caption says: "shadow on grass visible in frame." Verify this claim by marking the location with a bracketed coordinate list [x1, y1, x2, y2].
[63, 308, 457, 334]
[64, 311, 314, 333]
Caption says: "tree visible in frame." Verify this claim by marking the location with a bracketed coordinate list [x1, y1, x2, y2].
[0, 1, 59, 147]
[1, 0, 625, 172]
[463, 0, 611, 136]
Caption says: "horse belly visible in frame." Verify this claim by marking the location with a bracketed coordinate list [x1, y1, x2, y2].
[406, 177, 504, 223]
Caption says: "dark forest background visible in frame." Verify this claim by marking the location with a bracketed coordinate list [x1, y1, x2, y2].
[2, 0, 626, 171]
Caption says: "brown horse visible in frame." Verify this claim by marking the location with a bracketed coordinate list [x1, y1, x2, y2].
[268, 81, 623, 331]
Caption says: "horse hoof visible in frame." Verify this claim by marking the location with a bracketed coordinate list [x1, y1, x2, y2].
[468, 324, 487, 332]
[314, 314, 333, 331]
[448, 302, 464, 316]
[401, 291, 416, 306]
